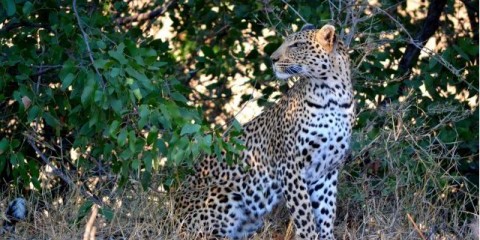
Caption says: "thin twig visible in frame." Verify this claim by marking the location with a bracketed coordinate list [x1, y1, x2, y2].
[407, 213, 427, 240]
[281, 0, 308, 24]
[398, 0, 447, 71]
[72, 0, 106, 89]
[328, 0, 339, 23]
[31, 65, 62, 78]
[375, 6, 478, 92]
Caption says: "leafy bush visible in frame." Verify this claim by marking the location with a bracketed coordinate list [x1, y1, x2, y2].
[0, 1, 243, 193]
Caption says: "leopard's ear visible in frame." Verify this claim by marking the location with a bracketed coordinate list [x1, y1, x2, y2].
[315, 24, 336, 53]
[300, 24, 315, 32]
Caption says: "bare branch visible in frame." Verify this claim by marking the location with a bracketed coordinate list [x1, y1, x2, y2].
[398, 0, 447, 72]
[72, 0, 106, 89]
[31, 65, 62, 78]
[281, 0, 308, 24]
[0, 20, 51, 34]
[376, 6, 477, 91]
[116, 0, 178, 26]
[461, 0, 479, 45]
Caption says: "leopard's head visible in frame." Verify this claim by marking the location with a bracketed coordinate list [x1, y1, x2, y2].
[270, 24, 348, 80]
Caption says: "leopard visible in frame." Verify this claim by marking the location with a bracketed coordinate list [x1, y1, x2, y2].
[174, 23, 354, 240]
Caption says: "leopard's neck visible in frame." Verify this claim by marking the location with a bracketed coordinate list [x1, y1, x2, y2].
[296, 77, 354, 113]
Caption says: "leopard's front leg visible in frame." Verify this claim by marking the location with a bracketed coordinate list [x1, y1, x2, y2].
[280, 161, 319, 239]
[307, 169, 339, 240]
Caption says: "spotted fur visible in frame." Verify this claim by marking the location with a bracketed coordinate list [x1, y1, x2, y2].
[174, 24, 354, 240]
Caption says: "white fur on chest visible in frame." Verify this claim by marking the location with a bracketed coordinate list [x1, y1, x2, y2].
[298, 101, 353, 179]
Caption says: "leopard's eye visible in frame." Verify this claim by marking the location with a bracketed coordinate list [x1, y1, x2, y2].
[288, 42, 301, 48]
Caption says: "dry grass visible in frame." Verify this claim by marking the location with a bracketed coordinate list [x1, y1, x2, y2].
[1, 176, 477, 240]
[1, 144, 478, 240]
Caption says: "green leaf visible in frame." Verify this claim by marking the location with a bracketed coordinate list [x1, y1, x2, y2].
[191, 140, 200, 158]
[199, 134, 213, 152]
[383, 83, 399, 97]
[125, 67, 153, 89]
[75, 201, 93, 223]
[128, 130, 136, 152]
[128, 81, 142, 100]
[43, 112, 60, 128]
[96, 40, 106, 49]
[3, 0, 16, 16]
[93, 59, 109, 69]
[131, 159, 140, 170]
[108, 44, 128, 65]
[94, 90, 104, 103]
[201, 46, 214, 58]
[170, 92, 188, 103]
[138, 105, 149, 128]
[110, 99, 122, 114]
[22, 1, 32, 15]
[0, 138, 8, 155]
[119, 148, 132, 160]
[99, 207, 114, 221]
[143, 152, 153, 171]
[117, 128, 128, 146]
[28, 161, 40, 189]
[61, 73, 75, 91]
[81, 86, 94, 104]
[180, 123, 201, 135]
[88, 113, 98, 127]
[452, 45, 469, 60]
[141, 171, 152, 190]
[27, 105, 40, 122]
[172, 147, 185, 165]
[110, 68, 121, 78]
[231, 119, 242, 132]
[156, 139, 167, 155]
[214, 140, 223, 162]
[147, 127, 158, 146]
[108, 120, 120, 137]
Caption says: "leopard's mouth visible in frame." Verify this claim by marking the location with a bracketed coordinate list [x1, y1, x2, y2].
[274, 64, 303, 79]
[285, 65, 302, 74]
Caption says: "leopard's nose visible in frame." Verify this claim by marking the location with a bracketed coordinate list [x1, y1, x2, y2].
[270, 56, 279, 64]
[270, 48, 281, 64]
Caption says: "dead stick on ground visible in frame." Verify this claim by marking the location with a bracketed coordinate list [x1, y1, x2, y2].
[83, 204, 98, 240]
[407, 213, 427, 240]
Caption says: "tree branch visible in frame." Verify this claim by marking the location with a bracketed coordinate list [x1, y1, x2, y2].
[31, 65, 62, 78]
[116, 0, 178, 26]
[398, 0, 447, 72]
[0, 20, 51, 34]
[72, 0, 106, 89]
[461, 0, 479, 45]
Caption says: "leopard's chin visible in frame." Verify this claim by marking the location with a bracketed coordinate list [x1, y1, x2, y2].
[274, 71, 293, 80]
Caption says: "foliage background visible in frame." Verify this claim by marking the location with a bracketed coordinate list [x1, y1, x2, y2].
[0, 0, 478, 239]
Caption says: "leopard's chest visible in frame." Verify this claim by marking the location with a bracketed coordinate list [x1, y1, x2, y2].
[296, 107, 353, 178]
